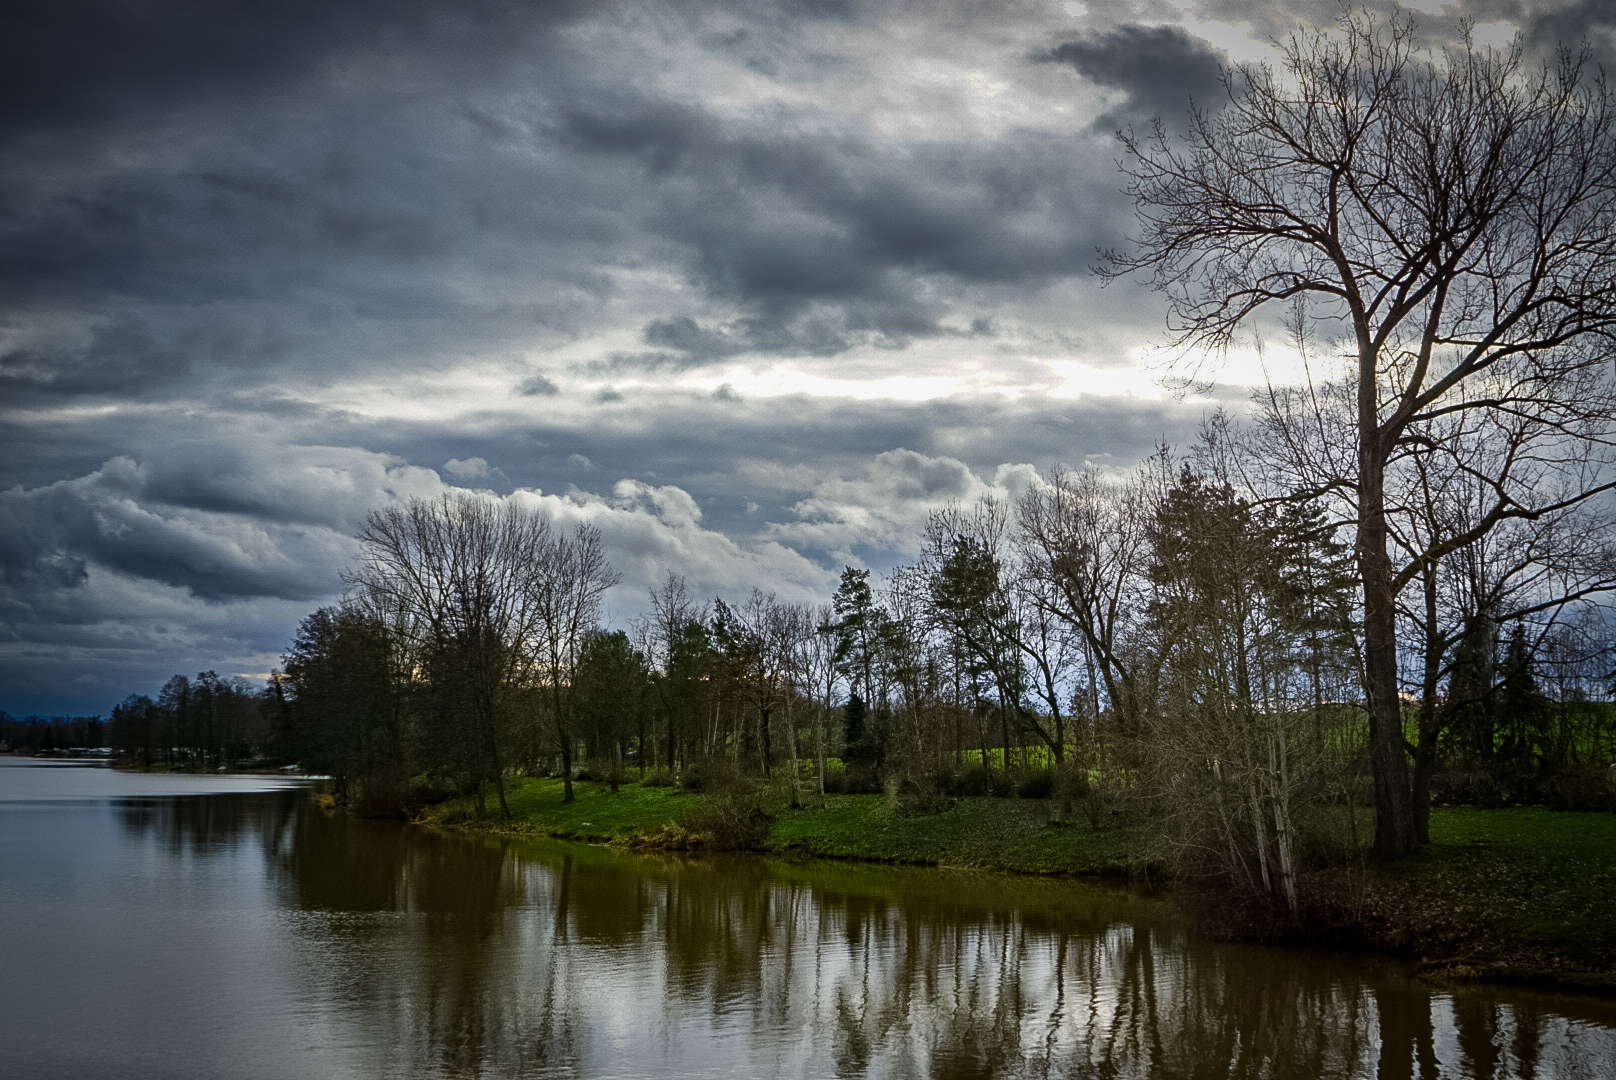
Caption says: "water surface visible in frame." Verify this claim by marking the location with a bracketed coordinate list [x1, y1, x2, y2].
[2, 758, 1612, 1078]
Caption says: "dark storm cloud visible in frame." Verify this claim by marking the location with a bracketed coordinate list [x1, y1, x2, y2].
[0, 446, 387, 604]
[0, 1, 626, 409]
[1044, 24, 1227, 132]
[0, 0, 592, 141]
[1524, 0, 1616, 70]
[556, 102, 1123, 365]
[0, 2, 1124, 417]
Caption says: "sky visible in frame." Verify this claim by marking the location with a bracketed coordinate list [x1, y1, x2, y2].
[3, 0, 1611, 717]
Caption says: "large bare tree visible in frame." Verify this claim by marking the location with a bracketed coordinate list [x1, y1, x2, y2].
[531, 521, 619, 803]
[1103, 13, 1616, 856]
[350, 494, 617, 812]
[351, 493, 554, 815]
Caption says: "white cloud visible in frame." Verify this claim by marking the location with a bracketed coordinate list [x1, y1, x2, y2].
[508, 479, 837, 613]
[768, 447, 1040, 561]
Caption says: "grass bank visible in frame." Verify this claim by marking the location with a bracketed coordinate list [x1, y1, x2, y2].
[412, 775, 1140, 875]
[413, 776, 1616, 994]
[1309, 807, 1616, 995]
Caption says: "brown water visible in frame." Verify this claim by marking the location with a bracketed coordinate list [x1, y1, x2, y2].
[2, 758, 1613, 1079]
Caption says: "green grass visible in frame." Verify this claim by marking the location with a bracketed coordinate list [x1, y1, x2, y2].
[767, 794, 1139, 875]
[1344, 807, 1616, 991]
[416, 775, 694, 839]
[1401, 808, 1616, 947]
[420, 775, 1141, 876]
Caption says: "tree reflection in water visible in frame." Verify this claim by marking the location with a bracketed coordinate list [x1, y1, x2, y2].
[116, 794, 1616, 1079]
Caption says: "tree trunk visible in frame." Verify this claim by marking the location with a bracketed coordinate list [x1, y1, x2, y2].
[1411, 566, 1444, 846]
[1360, 416, 1419, 858]
[759, 705, 772, 779]
[783, 696, 801, 809]
[1411, 745, 1437, 845]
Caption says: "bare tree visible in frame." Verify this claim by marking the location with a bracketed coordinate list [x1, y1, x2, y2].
[803, 602, 842, 796]
[1015, 460, 1163, 738]
[754, 593, 819, 806]
[645, 572, 705, 772]
[351, 493, 554, 815]
[349, 494, 616, 812]
[1392, 422, 1616, 835]
[531, 523, 620, 803]
[1104, 13, 1616, 856]
[922, 498, 1082, 766]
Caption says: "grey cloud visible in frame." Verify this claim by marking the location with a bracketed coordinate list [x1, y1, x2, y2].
[518, 373, 561, 396]
[1044, 24, 1226, 132]
[555, 101, 1123, 361]
[372, 386, 1214, 550]
[587, 351, 704, 376]
[1525, 0, 1616, 71]
[0, 459, 350, 604]
[769, 448, 1038, 562]
[644, 316, 751, 358]
[0, 33, 633, 407]
[0, 0, 1132, 420]
[0, 0, 592, 143]
[0, 439, 455, 606]
[0, 380, 1219, 715]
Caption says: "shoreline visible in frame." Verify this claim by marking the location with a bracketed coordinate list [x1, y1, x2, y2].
[408, 776, 1616, 999]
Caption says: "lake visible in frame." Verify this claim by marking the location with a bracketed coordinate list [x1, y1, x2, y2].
[2, 757, 1613, 1078]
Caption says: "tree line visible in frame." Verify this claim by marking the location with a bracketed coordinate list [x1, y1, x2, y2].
[246, 393, 1614, 908]
[1, 713, 107, 755]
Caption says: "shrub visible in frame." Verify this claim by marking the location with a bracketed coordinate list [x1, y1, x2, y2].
[894, 775, 952, 817]
[819, 763, 883, 795]
[684, 782, 774, 850]
[680, 760, 749, 793]
[933, 765, 1019, 798]
[1550, 765, 1615, 812]
[941, 765, 987, 797]
[842, 764, 884, 795]
[1016, 768, 1056, 800]
[640, 768, 676, 788]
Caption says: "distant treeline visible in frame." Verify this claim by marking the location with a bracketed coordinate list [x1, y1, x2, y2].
[106, 671, 277, 768]
[1, 713, 106, 754]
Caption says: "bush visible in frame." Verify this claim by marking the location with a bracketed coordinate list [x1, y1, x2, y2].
[1550, 765, 1615, 812]
[941, 765, 986, 797]
[844, 765, 885, 795]
[680, 760, 749, 793]
[1430, 766, 1544, 809]
[407, 775, 459, 808]
[894, 775, 952, 817]
[683, 785, 775, 850]
[1016, 768, 1056, 800]
[939, 765, 1017, 798]
[640, 768, 676, 788]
